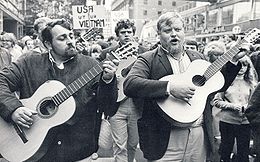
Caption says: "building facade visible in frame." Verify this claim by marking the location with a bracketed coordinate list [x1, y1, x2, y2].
[140, 0, 260, 43]
[0, 0, 25, 38]
[183, 0, 260, 42]
[111, 0, 189, 37]
[139, 1, 207, 43]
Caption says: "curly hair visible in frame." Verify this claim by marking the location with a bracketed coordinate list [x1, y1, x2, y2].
[41, 19, 72, 44]
[157, 11, 184, 32]
[114, 19, 136, 36]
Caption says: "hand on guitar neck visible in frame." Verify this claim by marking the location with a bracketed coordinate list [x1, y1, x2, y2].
[231, 42, 252, 62]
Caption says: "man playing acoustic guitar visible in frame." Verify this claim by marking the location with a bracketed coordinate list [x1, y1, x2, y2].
[0, 19, 119, 162]
[123, 12, 252, 162]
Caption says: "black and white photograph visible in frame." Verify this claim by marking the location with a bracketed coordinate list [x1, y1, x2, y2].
[0, 0, 260, 162]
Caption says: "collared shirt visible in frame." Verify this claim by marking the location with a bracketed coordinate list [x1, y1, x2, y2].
[161, 46, 203, 127]
[48, 52, 74, 69]
[160, 46, 191, 74]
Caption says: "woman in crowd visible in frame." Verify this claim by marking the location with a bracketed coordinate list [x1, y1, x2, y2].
[88, 43, 103, 61]
[1, 32, 23, 62]
[212, 55, 258, 162]
[22, 36, 35, 54]
[0, 35, 12, 69]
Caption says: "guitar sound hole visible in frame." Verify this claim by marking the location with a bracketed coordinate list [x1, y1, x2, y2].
[192, 75, 206, 87]
[39, 99, 57, 117]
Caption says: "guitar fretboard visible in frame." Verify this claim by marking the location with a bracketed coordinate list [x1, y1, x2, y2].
[203, 39, 246, 80]
[51, 57, 112, 106]
[49, 42, 136, 106]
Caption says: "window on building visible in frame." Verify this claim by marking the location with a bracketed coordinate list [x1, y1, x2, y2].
[196, 13, 206, 29]
[172, 1, 176, 6]
[144, 0, 148, 4]
[0, 11, 3, 33]
[234, 1, 251, 23]
[158, 11, 162, 16]
[208, 9, 218, 28]
[189, 3, 193, 9]
[158, 0, 162, 5]
[222, 5, 233, 25]
[185, 5, 189, 10]
[254, 0, 260, 19]
[144, 10, 147, 16]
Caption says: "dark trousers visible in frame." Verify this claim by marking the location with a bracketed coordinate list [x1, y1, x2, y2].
[219, 121, 251, 162]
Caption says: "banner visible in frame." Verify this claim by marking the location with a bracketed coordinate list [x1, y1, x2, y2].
[72, 5, 108, 29]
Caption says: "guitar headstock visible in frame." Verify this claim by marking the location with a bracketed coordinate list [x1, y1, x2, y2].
[111, 42, 139, 60]
[81, 28, 100, 42]
[243, 28, 260, 44]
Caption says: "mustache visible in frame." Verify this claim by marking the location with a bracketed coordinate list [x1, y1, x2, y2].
[66, 43, 76, 49]
[67, 43, 76, 48]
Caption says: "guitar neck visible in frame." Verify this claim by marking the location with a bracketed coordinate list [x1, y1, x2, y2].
[51, 55, 116, 106]
[203, 39, 247, 80]
[50, 41, 137, 106]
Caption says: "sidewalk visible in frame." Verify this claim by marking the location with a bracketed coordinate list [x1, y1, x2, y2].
[97, 145, 146, 162]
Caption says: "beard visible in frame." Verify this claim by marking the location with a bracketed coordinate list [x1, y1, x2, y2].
[65, 46, 78, 57]
[168, 44, 182, 55]
[51, 45, 78, 61]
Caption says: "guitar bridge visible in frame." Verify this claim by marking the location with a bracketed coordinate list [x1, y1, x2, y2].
[13, 123, 28, 143]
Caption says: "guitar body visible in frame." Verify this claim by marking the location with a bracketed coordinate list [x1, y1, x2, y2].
[157, 60, 225, 126]
[116, 56, 136, 102]
[0, 80, 76, 162]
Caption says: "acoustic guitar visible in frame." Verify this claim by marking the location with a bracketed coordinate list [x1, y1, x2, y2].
[157, 28, 260, 127]
[116, 46, 138, 102]
[0, 42, 137, 162]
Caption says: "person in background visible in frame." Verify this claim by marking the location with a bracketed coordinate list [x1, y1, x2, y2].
[107, 19, 143, 162]
[0, 35, 11, 69]
[184, 39, 198, 51]
[95, 33, 104, 42]
[89, 44, 103, 60]
[202, 40, 228, 161]
[249, 40, 260, 81]
[0, 19, 119, 162]
[245, 43, 260, 162]
[33, 17, 52, 53]
[22, 36, 35, 54]
[1, 32, 23, 62]
[107, 36, 118, 47]
[212, 55, 258, 162]
[203, 40, 227, 63]
[123, 11, 247, 162]
[197, 42, 205, 53]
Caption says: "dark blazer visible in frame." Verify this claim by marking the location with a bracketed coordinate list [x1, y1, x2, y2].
[123, 46, 241, 160]
[245, 83, 260, 161]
